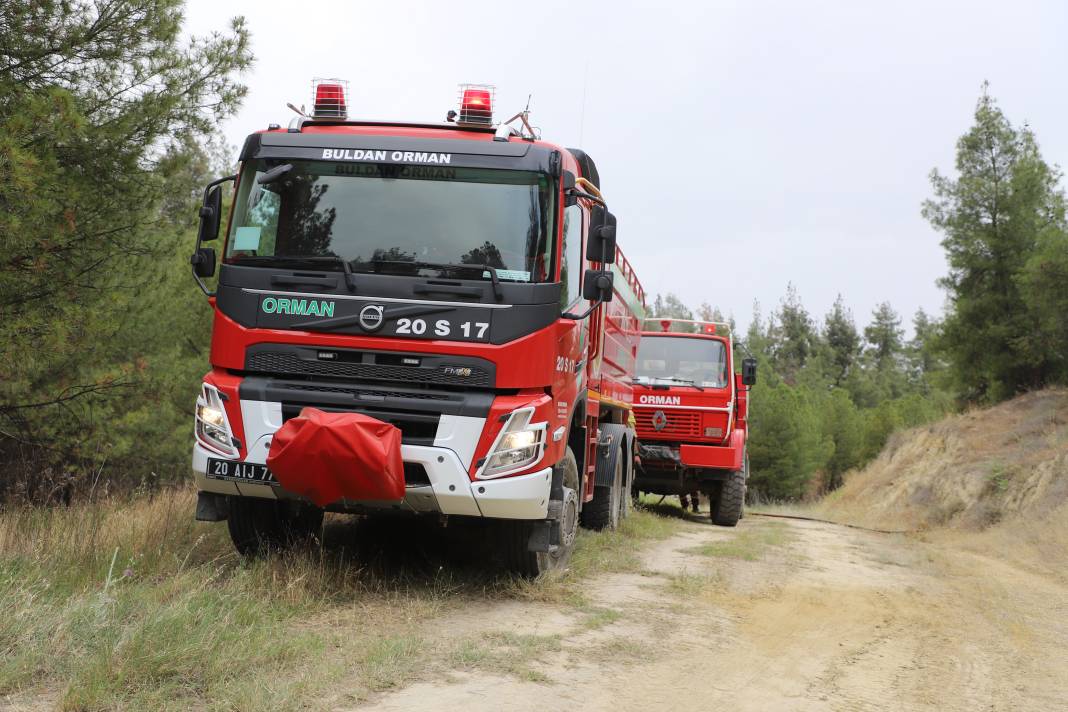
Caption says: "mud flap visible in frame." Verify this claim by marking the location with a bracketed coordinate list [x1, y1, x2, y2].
[266, 408, 405, 507]
[527, 461, 566, 553]
[195, 491, 230, 521]
[595, 423, 631, 487]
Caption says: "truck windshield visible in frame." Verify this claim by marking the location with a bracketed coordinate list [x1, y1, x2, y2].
[635, 337, 729, 389]
[225, 160, 554, 283]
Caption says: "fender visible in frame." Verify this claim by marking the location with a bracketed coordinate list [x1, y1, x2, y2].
[595, 422, 630, 487]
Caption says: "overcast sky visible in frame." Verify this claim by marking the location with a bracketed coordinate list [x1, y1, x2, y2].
[184, 0, 1068, 335]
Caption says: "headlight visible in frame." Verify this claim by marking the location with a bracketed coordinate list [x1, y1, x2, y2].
[195, 384, 237, 457]
[196, 403, 225, 427]
[478, 407, 546, 479]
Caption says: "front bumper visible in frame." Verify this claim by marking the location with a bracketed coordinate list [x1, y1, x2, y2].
[192, 442, 551, 520]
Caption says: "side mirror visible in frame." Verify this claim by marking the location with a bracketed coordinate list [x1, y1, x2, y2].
[197, 185, 223, 242]
[191, 247, 216, 278]
[582, 268, 614, 303]
[586, 205, 617, 264]
[742, 357, 758, 386]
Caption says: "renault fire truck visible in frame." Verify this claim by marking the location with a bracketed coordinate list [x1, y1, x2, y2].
[632, 319, 756, 526]
[188, 80, 646, 575]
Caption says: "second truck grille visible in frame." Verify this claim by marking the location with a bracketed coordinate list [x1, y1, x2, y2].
[634, 409, 702, 438]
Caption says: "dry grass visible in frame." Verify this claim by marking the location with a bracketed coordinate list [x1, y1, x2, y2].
[815, 388, 1068, 532]
[0, 487, 684, 710]
[810, 388, 1068, 581]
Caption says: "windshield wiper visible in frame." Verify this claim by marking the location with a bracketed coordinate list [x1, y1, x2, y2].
[635, 376, 704, 391]
[232, 255, 356, 292]
[369, 259, 503, 301]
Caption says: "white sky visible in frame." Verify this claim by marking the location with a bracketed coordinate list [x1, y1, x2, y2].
[184, 0, 1068, 334]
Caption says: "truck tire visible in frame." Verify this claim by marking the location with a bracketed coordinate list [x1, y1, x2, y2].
[581, 446, 622, 531]
[227, 497, 323, 556]
[711, 469, 745, 527]
[500, 447, 580, 577]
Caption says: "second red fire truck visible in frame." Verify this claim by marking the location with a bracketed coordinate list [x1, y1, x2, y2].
[632, 319, 756, 526]
[188, 81, 646, 576]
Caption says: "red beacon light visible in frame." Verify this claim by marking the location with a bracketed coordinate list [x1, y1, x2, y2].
[703, 323, 717, 334]
[660, 319, 672, 332]
[458, 83, 494, 125]
[312, 78, 348, 119]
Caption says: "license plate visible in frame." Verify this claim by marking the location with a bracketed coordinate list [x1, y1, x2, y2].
[205, 458, 278, 486]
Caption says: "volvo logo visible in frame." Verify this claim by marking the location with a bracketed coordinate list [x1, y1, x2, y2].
[652, 410, 668, 431]
[358, 304, 385, 332]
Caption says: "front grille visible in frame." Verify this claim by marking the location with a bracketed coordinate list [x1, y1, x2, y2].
[283, 383, 452, 401]
[281, 403, 439, 445]
[246, 351, 492, 387]
[634, 409, 702, 438]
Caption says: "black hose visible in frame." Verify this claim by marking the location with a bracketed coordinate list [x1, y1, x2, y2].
[747, 511, 915, 535]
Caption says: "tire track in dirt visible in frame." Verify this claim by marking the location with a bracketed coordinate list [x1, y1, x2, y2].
[337, 514, 1068, 712]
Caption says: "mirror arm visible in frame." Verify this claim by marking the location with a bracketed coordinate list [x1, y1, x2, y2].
[565, 187, 606, 207]
[191, 252, 214, 297]
[562, 297, 604, 321]
[193, 173, 238, 297]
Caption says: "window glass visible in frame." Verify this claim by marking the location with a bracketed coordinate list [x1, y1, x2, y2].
[226, 161, 554, 283]
[635, 337, 729, 388]
[559, 205, 583, 308]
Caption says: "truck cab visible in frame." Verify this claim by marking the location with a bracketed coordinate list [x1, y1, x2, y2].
[188, 81, 646, 575]
[632, 319, 756, 526]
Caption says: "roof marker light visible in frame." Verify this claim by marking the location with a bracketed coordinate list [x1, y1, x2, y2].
[312, 78, 348, 118]
[704, 324, 717, 334]
[458, 83, 494, 125]
[660, 319, 672, 332]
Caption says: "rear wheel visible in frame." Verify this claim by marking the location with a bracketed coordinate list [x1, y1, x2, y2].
[227, 497, 323, 556]
[499, 447, 580, 577]
[711, 468, 745, 527]
[581, 447, 622, 531]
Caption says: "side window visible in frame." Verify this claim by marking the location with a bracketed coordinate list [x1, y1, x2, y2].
[559, 204, 584, 308]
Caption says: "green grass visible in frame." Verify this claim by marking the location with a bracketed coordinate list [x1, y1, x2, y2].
[0, 488, 685, 710]
[684, 522, 790, 561]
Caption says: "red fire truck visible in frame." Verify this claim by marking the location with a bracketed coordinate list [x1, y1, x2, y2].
[632, 319, 756, 526]
[188, 80, 646, 575]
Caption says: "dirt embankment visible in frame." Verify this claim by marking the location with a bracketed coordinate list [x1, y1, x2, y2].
[815, 388, 1068, 578]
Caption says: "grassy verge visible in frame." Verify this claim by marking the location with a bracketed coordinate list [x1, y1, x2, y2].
[684, 521, 790, 561]
[1, 487, 683, 710]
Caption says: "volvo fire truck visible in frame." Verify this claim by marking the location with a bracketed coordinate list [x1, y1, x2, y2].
[632, 319, 756, 526]
[188, 80, 646, 575]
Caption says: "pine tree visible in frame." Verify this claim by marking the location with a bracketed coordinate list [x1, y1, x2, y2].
[923, 85, 1067, 401]
[864, 302, 904, 371]
[767, 283, 817, 382]
[0, 1, 251, 492]
[823, 295, 861, 386]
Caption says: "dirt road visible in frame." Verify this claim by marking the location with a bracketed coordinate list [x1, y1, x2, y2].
[342, 513, 1068, 711]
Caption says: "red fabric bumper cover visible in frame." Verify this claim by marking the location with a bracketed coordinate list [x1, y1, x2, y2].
[266, 408, 405, 507]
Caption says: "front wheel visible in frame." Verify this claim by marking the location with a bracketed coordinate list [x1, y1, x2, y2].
[227, 497, 324, 555]
[711, 468, 745, 527]
[498, 447, 580, 577]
